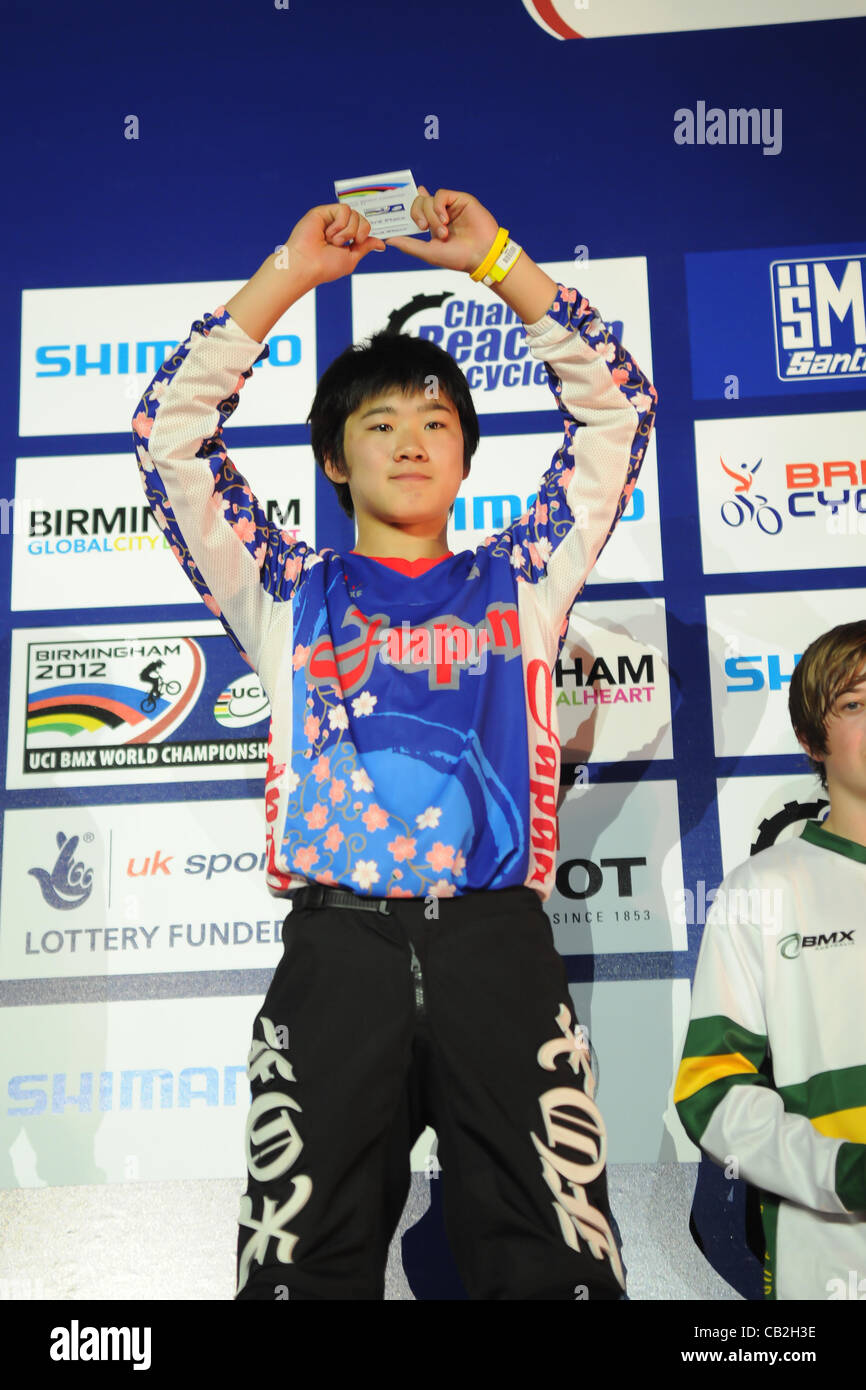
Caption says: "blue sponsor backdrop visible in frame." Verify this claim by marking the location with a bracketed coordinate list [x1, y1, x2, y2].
[686, 244, 866, 398]
[3, 0, 866, 1302]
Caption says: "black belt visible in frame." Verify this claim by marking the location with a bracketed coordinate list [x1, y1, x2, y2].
[290, 882, 393, 915]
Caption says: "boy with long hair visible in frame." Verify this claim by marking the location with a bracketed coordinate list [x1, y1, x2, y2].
[132, 186, 656, 1299]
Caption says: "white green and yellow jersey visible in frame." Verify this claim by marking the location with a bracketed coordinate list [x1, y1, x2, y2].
[675, 821, 866, 1301]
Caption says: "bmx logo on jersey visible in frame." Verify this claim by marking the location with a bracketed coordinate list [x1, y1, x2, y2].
[694, 410, 866, 574]
[771, 255, 866, 383]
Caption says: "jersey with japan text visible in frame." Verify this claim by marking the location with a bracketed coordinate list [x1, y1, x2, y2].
[131, 282, 656, 901]
[675, 822, 866, 1300]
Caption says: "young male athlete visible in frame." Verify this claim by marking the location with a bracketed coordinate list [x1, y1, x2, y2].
[675, 620, 866, 1300]
[132, 186, 657, 1300]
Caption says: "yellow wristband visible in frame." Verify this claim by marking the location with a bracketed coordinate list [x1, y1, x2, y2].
[486, 241, 523, 286]
[470, 228, 509, 283]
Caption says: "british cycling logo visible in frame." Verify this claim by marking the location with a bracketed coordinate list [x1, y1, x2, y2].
[29, 832, 94, 909]
[719, 457, 782, 535]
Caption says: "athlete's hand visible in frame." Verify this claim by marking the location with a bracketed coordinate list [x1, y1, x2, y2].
[285, 203, 387, 286]
[385, 188, 500, 275]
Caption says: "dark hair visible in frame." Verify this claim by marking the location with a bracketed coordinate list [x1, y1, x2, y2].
[788, 620, 866, 790]
[306, 330, 480, 518]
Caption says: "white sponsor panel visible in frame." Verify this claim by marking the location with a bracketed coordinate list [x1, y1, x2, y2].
[350, 256, 654, 413]
[556, 598, 672, 763]
[550, 779, 686, 954]
[11, 447, 315, 611]
[715, 773, 829, 880]
[7, 621, 270, 791]
[695, 409, 866, 574]
[0, 800, 286, 980]
[569, 978, 698, 1163]
[19, 281, 316, 437]
[445, 430, 662, 584]
[706, 589, 866, 757]
[1, 996, 254, 1188]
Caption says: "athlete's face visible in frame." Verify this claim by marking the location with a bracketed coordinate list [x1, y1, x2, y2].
[324, 387, 468, 529]
[800, 673, 866, 802]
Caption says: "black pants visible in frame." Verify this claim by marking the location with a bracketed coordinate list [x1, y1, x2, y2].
[234, 885, 626, 1300]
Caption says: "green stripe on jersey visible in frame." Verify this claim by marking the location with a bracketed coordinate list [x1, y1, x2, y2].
[676, 1072, 772, 1146]
[681, 1015, 768, 1066]
[801, 819, 866, 863]
[835, 1143, 866, 1213]
[778, 1064, 866, 1120]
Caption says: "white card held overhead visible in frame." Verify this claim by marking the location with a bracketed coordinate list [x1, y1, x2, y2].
[334, 169, 421, 238]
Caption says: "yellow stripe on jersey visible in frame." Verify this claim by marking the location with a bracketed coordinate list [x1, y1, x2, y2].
[674, 1052, 759, 1103]
[810, 1106, 866, 1142]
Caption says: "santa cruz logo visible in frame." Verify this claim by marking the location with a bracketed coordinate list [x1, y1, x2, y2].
[29, 831, 94, 909]
[779, 930, 855, 959]
[306, 602, 521, 694]
[719, 457, 782, 535]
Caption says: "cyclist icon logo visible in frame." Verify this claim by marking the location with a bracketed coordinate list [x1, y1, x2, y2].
[719, 457, 782, 535]
[139, 659, 181, 714]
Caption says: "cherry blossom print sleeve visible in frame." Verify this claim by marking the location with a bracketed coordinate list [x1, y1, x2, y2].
[131, 307, 315, 674]
[484, 283, 657, 654]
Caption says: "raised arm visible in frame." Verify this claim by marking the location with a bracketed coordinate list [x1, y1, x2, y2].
[387, 188, 657, 647]
[486, 279, 656, 645]
[131, 205, 385, 673]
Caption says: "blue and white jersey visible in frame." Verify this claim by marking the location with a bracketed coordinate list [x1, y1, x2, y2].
[131, 283, 656, 900]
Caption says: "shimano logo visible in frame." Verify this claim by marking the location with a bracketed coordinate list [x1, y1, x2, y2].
[34, 334, 301, 378]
